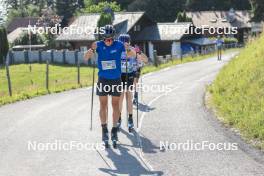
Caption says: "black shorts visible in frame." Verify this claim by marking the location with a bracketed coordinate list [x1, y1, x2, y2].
[134, 68, 141, 79]
[121, 73, 134, 91]
[96, 77, 122, 97]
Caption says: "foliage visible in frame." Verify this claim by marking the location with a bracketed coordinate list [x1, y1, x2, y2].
[80, 1, 121, 13]
[97, 13, 113, 27]
[176, 11, 192, 22]
[250, 0, 264, 22]
[55, 0, 84, 26]
[11, 31, 45, 47]
[6, 4, 40, 25]
[209, 34, 264, 149]
[126, 0, 251, 22]
[0, 27, 9, 64]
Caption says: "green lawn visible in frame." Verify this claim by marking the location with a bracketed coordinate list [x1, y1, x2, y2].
[209, 35, 264, 150]
[0, 64, 98, 105]
[0, 48, 237, 106]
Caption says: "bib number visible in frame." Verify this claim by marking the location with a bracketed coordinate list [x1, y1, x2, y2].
[102, 60, 116, 70]
[121, 60, 133, 73]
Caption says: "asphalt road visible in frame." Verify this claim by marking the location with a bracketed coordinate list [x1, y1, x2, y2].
[0, 52, 264, 176]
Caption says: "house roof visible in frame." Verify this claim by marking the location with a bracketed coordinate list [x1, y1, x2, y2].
[183, 10, 252, 28]
[56, 12, 145, 41]
[7, 27, 28, 43]
[133, 23, 191, 41]
[7, 17, 39, 33]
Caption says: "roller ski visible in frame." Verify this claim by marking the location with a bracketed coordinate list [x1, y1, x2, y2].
[111, 127, 118, 149]
[128, 117, 134, 133]
[102, 127, 109, 148]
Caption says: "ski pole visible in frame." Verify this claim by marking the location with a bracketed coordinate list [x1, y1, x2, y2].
[90, 50, 96, 131]
[126, 51, 129, 127]
[140, 75, 143, 104]
[136, 53, 139, 128]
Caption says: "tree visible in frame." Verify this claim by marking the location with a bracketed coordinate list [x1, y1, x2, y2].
[186, 0, 250, 11]
[177, 11, 192, 22]
[6, 4, 41, 25]
[250, 0, 264, 21]
[56, 0, 81, 26]
[128, 0, 186, 22]
[81, 1, 121, 13]
[97, 13, 113, 27]
[0, 27, 9, 65]
[7, 0, 19, 9]
[36, 7, 62, 48]
[97, 6, 114, 40]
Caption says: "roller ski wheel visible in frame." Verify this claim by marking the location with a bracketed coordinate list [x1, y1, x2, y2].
[111, 127, 118, 149]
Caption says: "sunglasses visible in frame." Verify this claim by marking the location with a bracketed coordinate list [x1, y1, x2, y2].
[104, 38, 113, 43]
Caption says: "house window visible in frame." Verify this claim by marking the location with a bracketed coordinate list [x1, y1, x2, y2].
[134, 25, 141, 32]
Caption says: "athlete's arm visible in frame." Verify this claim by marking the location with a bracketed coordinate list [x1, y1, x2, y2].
[134, 46, 148, 63]
[84, 42, 97, 61]
[137, 52, 148, 64]
[124, 42, 137, 58]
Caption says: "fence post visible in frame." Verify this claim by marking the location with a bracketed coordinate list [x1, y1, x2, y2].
[9, 50, 13, 65]
[24, 50, 29, 64]
[180, 52, 183, 62]
[46, 59, 49, 91]
[51, 49, 54, 63]
[39, 50, 42, 63]
[75, 50, 80, 84]
[5, 58, 12, 96]
[77, 61, 80, 85]
[63, 50, 66, 64]
[153, 50, 158, 67]
[74, 50, 78, 65]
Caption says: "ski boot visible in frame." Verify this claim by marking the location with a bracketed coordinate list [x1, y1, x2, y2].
[116, 117, 122, 132]
[133, 98, 138, 105]
[133, 92, 138, 105]
[111, 127, 118, 149]
[102, 127, 109, 148]
[128, 117, 134, 133]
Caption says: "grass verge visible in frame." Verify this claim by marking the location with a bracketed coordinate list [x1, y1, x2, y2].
[208, 36, 264, 150]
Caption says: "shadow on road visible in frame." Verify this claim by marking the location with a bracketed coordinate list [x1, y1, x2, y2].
[98, 129, 163, 176]
[135, 102, 155, 112]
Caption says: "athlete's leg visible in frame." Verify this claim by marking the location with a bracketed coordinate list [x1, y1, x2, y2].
[126, 91, 133, 114]
[112, 96, 120, 127]
[99, 96, 108, 125]
[119, 92, 125, 115]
